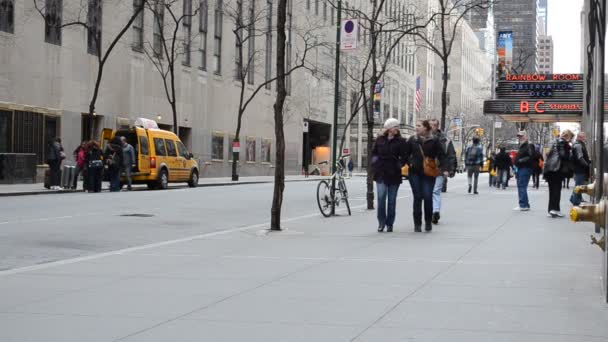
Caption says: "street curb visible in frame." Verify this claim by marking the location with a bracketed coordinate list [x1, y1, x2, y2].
[0, 177, 327, 197]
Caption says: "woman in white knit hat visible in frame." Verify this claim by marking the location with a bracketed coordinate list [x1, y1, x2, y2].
[370, 118, 408, 232]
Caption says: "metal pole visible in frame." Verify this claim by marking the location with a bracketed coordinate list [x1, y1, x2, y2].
[331, 0, 342, 216]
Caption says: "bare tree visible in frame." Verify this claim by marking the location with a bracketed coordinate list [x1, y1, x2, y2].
[509, 47, 536, 75]
[224, 0, 323, 181]
[414, 0, 493, 130]
[34, 0, 145, 140]
[144, 0, 200, 134]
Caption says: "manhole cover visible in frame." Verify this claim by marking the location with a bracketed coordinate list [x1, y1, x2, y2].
[119, 213, 155, 217]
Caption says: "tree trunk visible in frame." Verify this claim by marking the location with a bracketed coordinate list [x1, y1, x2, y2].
[270, 0, 287, 231]
[88, 59, 105, 140]
[232, 113, 243, 181]
[440, 58, 449, 130]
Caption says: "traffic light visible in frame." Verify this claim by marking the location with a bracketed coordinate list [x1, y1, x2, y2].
[475, 128, 485, 137]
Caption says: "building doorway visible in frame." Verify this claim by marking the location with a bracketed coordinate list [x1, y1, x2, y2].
[178, 127, 192, 150]
[302, 120, 331, 175]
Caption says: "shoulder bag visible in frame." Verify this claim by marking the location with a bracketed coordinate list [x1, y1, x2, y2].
[419, 144, 440, 178]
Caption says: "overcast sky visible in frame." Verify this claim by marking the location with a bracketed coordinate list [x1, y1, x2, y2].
[547, 0, 585, 73]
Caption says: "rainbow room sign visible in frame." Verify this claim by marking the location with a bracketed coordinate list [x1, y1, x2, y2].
[484, 74, 585, 118]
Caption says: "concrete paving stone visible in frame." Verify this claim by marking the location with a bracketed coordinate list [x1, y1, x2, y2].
[27, 253, 206, 278]
[354, 327, 608, 342]
[431, 261, 602, 292]
[119, 319, 362, 342]
[0, 273, 119, 310]
[375, 300, 608, 337]
[284, 259, 450, 286]
[407, 283, 607, 310]
[187, 293, 396, 326]
[0, 312, 165, 342]
[144, 256, 324, 281]
[8, 286, 227, 319]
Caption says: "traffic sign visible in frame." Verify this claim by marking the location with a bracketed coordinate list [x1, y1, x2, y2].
[340, 19, 358, 51]
[494, 121, 502, 128]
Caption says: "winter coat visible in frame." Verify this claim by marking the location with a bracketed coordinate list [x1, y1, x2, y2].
[494, 151, 512, 170]
[122, 144, 136, 168]
[515, 141, 535, 169]
[572, 140, 590, 176]
[543, 138, 572, 176]
[435, 130, 457, 175]
[371, 134, 408, 185]
[464, 143, 483, 167]
[76, 148, 87, 168]
[406, 134, 448, 176]
[104, 143, 124, 170]
[86, 147, 104, 169]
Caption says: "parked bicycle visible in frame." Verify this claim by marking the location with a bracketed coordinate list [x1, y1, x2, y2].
[316, 154, 351, 217]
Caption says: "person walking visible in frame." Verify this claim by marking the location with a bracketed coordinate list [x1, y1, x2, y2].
[429, 118, 456, 225]
[371, 118, 408, 233]
[406, 120, 448, 232]
[104, 137, 124, 192]
[121, 136, 136, 191]
[85, 140, 104, 193]
[494, 147, 512, 189]
[72, 142, 87, 190]
[543, 130, 574, 217]
[347, 158, 354, 178]
[46, 137, 65, 190]
[514, 131, 535, 211]
[464, 137, 483, 194]
[570, 132, 591, 206]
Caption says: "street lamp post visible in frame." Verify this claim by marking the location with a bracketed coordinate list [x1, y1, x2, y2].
[330, 0, 342, 216]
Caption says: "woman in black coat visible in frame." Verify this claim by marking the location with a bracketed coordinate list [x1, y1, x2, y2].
[406, 120, 448, 232]
[371, 118, 408, 233]
[543, 130, 574, 217]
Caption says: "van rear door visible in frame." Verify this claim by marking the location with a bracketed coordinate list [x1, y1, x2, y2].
[136, 128, 151, 174]
[101, 128, 113, 151]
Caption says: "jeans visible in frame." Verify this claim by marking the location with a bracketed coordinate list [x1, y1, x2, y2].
[466, 165, 480, 192]
[516, 167, 532, 208]
[123, 165, 133, 190]
[570, 173, 588, 206]
[409, 173, 436, 225]
[497, 169, 509, 189]
[73, 165, 86, 190]
[109, 167, 121, 192]
[432, 175, 444, 213]
[376, 182, 400, 228]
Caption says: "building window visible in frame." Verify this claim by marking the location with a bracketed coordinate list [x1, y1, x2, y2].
[87, 0, 103, 56]
[211, 132, 224, 160]
[246, 136, 256, 162]
[182, 0, 192, 66]
[214, 0, 223, 74]
[45, 0, 63, 45]
[261, 138, 271, 163]
[247, 0, 255, 84]
[132, 0, 144, 51]
[153, 0, 164, 57]
[264, 0, 272, 89]
[0, 0, 14, 33]
[199, 0, 208, 70]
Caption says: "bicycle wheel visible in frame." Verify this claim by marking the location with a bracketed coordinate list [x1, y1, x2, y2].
[339, 179, 351, 216]
[316, 180, 333, 217]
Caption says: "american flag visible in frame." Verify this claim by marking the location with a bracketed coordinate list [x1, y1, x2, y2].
[415, 76, 422, 113]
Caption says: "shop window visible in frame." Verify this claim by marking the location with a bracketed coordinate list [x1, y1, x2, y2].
[211, 132, 224, 160]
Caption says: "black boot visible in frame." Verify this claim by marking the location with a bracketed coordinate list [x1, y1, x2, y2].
[414, 225, 422, 232]
[387, 226, 393, 232]
[425, 223, 432, 232]
[432, 212, 440, 224]
[378, 226, 385, 233]
[468, 185, 472, 193]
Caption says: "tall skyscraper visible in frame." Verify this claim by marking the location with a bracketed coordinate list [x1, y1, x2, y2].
[538, 0, 548, 34]
[537, 36, 554, 74]
[469, 0, 539, 74]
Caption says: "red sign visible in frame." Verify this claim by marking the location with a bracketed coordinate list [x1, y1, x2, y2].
[342, 148, 350, 155]
[505, 74, 581, 82]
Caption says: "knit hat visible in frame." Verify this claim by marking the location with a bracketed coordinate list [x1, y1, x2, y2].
[383, 118, 400, 130]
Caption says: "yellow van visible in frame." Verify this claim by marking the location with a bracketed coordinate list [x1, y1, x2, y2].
[101, 119, 199, 190]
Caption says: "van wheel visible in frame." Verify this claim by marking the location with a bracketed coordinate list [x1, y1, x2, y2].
[188, 170, 199, 188]
[158, 169, 169, 190]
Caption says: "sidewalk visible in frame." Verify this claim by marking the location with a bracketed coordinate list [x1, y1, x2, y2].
[1, 182, 606, 341]
[0, 174, 334, 197]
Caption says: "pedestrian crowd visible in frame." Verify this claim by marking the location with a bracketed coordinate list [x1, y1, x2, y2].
[371, 117, 591, 233]
[45, 136, 136, 193]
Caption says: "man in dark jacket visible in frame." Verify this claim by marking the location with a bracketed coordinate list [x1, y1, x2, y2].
[464, 137, 483, 194]
[104, 137, 124, 192]
[494, 147, 512, 189]
[570, 132, 590, 205]
[514, 130, 534, 211]
[429, 119, 456, 224]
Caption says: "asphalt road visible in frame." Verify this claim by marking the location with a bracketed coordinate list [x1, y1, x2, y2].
[0, 175, 394, 271]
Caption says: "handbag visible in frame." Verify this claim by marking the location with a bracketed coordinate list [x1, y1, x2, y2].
[419, 145, 440, 177]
